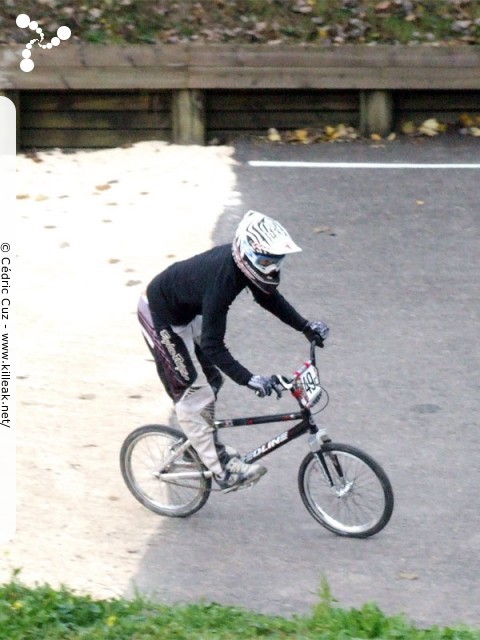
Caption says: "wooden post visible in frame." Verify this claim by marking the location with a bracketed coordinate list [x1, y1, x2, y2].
[172, 89, 206, 145]
[360, 90, 393, 137]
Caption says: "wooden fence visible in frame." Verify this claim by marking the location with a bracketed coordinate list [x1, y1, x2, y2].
[1, 44, 479, 147]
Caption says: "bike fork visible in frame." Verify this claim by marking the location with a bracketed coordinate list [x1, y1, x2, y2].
[308, 431, 344, 488]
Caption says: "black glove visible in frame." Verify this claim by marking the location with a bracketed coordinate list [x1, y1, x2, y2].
[247, 375, 273, 398]
[303, 320, 329, 347]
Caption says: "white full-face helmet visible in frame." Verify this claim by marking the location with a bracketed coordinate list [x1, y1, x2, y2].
[232, 210, 301, 293]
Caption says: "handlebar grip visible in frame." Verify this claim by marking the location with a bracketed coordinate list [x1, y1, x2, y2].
[271, 376, 284, 399]
[256, 382, 282, 398]
[253, 376, 287, 398]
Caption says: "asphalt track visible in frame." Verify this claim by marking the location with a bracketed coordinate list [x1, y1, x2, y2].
[127, 136, 480, 629]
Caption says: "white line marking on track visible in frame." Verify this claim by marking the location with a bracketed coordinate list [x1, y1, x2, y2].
[248, 161, 480, 169]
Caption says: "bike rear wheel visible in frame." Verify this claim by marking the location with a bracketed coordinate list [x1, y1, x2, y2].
[120, 424, 211, 517]
[298, 442, 394, 538]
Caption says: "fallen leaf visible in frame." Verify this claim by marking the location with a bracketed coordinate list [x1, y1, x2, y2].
[36, 195, 49, 201]
[416, 200, 425, 205]
[268, 127, 281, 142]
[419, 118, 446, 136]
[292, 0, 313, 14]
[459, 112, 475, 127]
[370, 133, 382, 141]
[398, 572, 419, 580]
[314, 226, 332, 234]
[287, 128, 310, 143]
[26, 152, 43, 163]
[95, 184, 111, 191]
[16, 194, 30, 200]
[401, 121, 417, 135]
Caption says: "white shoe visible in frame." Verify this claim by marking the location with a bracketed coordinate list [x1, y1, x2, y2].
[215, 457, 267, 492]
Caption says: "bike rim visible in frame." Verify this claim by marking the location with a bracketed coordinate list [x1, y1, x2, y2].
[126, 431, 207, 513]
[305, 451, 387, 535]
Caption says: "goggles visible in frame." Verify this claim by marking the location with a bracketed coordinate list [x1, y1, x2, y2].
[256, 254, 284, 267]
[244, 244, 285, 273]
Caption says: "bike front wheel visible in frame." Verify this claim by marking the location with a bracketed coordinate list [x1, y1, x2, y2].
[298, 442, 394, 538]
[120, 424, 211, 517]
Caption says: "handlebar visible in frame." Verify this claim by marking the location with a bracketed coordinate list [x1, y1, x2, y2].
[261, 340, 321, 399]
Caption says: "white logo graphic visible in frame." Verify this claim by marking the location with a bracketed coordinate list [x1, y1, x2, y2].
[16, 13, 71, 73]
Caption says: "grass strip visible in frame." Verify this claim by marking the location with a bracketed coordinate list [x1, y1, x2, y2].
[1, 576, 479, 640]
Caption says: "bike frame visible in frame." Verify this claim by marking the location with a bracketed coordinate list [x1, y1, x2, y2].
[215, 410, 319, 464]
[159, 341, 333, 482]
[214, 340, 329, 464]
[160, 407, 331, 485]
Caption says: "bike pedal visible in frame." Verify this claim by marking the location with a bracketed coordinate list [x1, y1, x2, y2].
[220, 485, 240, 494]
[238, 480, 258, 491]
[220, 479, 259, 494]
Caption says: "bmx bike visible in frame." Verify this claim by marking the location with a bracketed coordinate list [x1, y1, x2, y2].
[120, 342, 394, 538]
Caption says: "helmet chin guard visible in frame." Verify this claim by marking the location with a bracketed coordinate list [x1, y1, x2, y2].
[232, 210, 301, 293]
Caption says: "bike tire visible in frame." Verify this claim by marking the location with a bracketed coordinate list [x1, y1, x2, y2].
[120, 424, 211, 517]
[298, 442, 394, 538]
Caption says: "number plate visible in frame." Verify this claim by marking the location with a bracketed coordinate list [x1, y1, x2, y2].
[296, 362, 321, 408]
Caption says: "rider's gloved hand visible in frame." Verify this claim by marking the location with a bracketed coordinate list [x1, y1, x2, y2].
[247, 375, 273, 398]
[303, 320, 329, 348]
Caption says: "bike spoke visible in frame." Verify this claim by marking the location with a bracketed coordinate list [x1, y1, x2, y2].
[299, 445, 393, 537]
[121, 426, 211, 517]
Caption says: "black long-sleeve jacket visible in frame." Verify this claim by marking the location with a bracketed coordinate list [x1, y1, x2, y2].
[146, 244, 308, 385]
